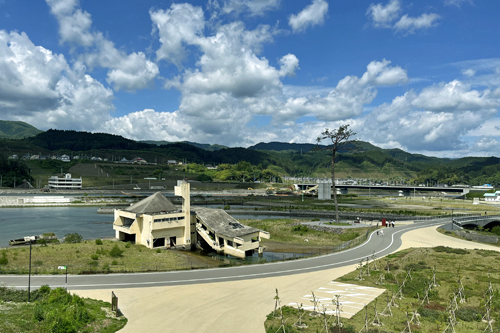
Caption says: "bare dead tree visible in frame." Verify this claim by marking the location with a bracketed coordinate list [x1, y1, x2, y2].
[316, 124, 357, 223]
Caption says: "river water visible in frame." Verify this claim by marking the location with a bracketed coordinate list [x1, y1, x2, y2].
[0, 207, 113, 247]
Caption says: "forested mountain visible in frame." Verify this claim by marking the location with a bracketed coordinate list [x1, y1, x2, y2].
[0, 129, 499, 186]
[141, 140, 227, 151]
[0, 120, 43, 139]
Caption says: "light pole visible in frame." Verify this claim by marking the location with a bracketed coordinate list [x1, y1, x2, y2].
[28, 240, 32, 302]
[451, 208, 454, 230]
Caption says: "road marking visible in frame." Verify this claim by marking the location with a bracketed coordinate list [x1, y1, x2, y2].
[2, 221, 445, 289]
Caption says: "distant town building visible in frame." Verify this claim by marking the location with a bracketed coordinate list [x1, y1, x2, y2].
[8, 155, 18, 160]
[133, 157, 147, 164]
[60, 154, 70, 162]
[167, 160, 177, 165]
[48, 173, 82, 189]
[483, 191, 500, 202]
[30, 155, 40, 160]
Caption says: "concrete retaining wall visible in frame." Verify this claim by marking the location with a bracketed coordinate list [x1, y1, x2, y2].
[454, 230, 499, 244]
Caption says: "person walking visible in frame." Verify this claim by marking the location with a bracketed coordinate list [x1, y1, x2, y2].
[380, 229, 384, 237]
[392, 221, 395, 228]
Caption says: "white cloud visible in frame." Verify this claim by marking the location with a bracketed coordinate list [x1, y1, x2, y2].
[411, 80, 497, 111]
[46, 0, 159, 91]
[462, 68, 476, 77]
[150, 4, 205, 67]
[100, 109, 191, 142]
[289, 0, 328, 33]
[279, 54, 299, 77]
[216, 0, 280, 16]
[444, 0, 474, 8]
[273, 59, 408, 123]
[366, 0, 400, 28]
[394, 13, 441, 34]
[0, 30, 114, 130]
[366, 1, 440, 35]
[357, 79, 499, 153]
[46, 0, 94, 46]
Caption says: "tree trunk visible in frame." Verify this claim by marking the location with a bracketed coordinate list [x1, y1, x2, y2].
[331, 154, 339, 223]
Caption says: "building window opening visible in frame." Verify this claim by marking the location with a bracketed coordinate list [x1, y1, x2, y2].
[153, 237, 165, 248]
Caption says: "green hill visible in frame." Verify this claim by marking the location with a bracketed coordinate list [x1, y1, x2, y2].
[0, 120, 43, 139]
[141, 140, 228, 151]
[0, 128, 499, 186]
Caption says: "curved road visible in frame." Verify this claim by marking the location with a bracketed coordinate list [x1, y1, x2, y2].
[0, 218, 449, 290]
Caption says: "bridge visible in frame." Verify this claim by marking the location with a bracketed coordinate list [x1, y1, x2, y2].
[294, 183, 470, 196]
[453, 215, 500, 229]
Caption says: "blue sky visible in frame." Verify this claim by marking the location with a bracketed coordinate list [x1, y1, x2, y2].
[0, 0, 499, 157]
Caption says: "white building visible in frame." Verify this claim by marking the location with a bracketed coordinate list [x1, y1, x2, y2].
[483, 191, 500, 201]
[48, 173, 82, 189]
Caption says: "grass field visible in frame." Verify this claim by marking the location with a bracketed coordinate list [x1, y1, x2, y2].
[265, 247, 500, 332]
[242, 218, 373, 253]
[0, 240, 219, 275]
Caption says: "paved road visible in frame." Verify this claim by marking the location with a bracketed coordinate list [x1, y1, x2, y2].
[0, 219, 450, 290]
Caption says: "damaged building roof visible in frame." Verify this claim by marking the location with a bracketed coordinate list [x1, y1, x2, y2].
[125, 192, 178, 215]
[193, 207, 262, 238]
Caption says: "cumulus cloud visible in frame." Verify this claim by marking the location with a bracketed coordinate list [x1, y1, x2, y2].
[289, 0, 328, 33]
[366, 0, 400, 28]
[358, 79, 499, 152]
[273, 59, 408, 123]
[150, 3, 205, 67]
[279, 54, 299, 77]
[46, 0, 159, 91]
[46, 0, 94, 46]
[0, 30, 114, 130]
[215, 0, 280, 16]
[366, 0, 440, 34]
[411, 80, 497, 111]
[394, 13, 441, 34]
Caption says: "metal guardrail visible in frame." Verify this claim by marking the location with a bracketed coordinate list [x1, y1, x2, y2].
[453, 215, 500, 222]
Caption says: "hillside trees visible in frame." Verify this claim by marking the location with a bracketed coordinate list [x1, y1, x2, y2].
[0, 154, 33, 187]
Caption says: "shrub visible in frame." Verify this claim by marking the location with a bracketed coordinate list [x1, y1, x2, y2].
[125, 242, 131, 248]
[156, 248, 162, 253]
[455, 307, 482, 322]
[95, 239, 103, 245]
[38, 239, 48, 246]
[491, 226, 500, 236]
[223, 205, 230, 210]
[111, 260, 118, 265]
[291, 225, 309, 232]
[90, 254, 99, 260]
[433, 246, 468, 255]
[34, 260, 44, 266]
[64, 233, 83, 243]
[109, 245, 124, 258]
[33, 304, 45, 321]
[420, 308, 441, 319]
